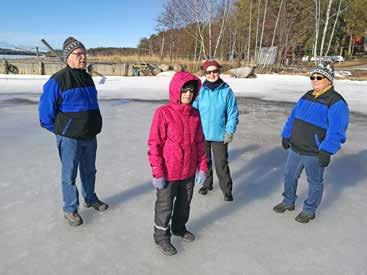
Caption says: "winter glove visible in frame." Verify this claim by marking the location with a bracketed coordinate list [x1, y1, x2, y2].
[224, 133, 233, 144]
[319, 150, 331, 167]
[152, 177, 166, 190]
[195, 170, 206, 187]
[282, 138, 290, 150]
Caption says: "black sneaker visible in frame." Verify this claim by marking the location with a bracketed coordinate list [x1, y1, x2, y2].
[224, 194, 233, 201]
[64, 211, 83, 226]
[84, 199, 109, 211]
[198, 186, 208, 195]
[295, 211, 315, 223]
[208, 186, 213, 191]
[173, 230, 195, 242]
[156, 240, 177, 256]
[273, 202, 295, 213]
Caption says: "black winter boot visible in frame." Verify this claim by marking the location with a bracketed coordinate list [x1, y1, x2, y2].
[224, 194, 233, 201]
[295, 211, 315, 223]
[199, 186, 208, 195]
[173, 230, 195, 242]
[156, 240, 177, 256]
[84, 199, 109, 211]
[273, 202, 295, 213]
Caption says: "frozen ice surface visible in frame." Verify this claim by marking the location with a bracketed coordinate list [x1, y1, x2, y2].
[0, 75, 367, 275]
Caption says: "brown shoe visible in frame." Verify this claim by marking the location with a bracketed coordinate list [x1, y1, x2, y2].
[84, 199, 109, 211]
[64, 211, 83, 226]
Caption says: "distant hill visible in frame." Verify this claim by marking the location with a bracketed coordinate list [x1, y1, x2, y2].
[87, 47, 139, 56]
[0, 48, 38, 56]
[42, 47, 140, 57]
[0, 47, 140, 57]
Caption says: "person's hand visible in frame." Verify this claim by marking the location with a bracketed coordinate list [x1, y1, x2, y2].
[319, 151, 331, 167]
[224, 133, 233, 144]
[152, 177, 166, 190]
[195, 170, 206, 187]
[282, 138, 290, 150]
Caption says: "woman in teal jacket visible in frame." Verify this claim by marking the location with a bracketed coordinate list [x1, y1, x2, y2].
[192, 60, 239, 201]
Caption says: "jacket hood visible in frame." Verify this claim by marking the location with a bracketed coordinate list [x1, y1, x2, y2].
[169, 71, 202, 104]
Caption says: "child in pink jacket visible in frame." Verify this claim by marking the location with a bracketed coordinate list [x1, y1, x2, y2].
[148, 71, 208, 256]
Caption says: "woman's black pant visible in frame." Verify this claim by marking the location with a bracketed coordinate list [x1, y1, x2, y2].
[203, 140, 233, 196]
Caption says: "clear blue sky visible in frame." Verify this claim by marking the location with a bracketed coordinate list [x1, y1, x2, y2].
[1, 0, 166, 50]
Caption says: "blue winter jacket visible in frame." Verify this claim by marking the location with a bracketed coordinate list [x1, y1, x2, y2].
[39, 66, 102, 139]
[193, 81, 239, 141]
[282, 87, 349, 155]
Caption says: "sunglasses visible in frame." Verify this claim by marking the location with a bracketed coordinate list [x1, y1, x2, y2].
[70, 52, 86, 57]
[310, 76, 325, 81]
[181, 87, 195, 93]
[205, 69, 219, 74]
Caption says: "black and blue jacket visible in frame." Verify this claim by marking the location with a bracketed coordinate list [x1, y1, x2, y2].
[39, 66, 102, 139]
[281, 87, 349, 156]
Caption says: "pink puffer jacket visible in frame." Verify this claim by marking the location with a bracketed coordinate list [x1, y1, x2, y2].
[148, 71, 208, 181]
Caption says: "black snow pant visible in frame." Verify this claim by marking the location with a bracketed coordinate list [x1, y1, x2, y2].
[153, 176, 194, 243]
[203, 140, 233, 196]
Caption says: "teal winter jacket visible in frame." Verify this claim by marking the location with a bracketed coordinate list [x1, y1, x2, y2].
[193, 81, 239, 141]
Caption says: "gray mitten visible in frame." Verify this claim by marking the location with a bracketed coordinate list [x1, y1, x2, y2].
[224, 133, 233, 144]
[152, 177, 166, 190]
[195, 170, 207, 187]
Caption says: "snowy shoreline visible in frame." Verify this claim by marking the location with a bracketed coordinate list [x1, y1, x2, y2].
[1, 73, 367, 114]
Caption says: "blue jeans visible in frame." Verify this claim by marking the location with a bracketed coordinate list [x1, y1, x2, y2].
[56, 135, 98, 213]
[282, 149, 325, 214]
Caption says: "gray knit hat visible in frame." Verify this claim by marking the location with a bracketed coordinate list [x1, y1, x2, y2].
[311, 62, 334, 82]
[63, 37, 86, 62]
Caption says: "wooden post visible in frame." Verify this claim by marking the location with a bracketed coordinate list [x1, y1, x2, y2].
[4, 59, 8, 74]
[39, 61, 44, 75]
[36, 47, 40, 59]
[127, 64, 134, 76]
[122, 63, 128, 76]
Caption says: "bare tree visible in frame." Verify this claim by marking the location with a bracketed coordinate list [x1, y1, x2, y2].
[247, 0, 253, 64]
[325, 0, 343, 56]
[261, 0, 284, 71]
[312, 0, 321, 61]
[270, 0, 284, 47]
[257, 0, 268, 63]
[156, 0, 180, 61]
[254, 0, 262, 63]
[144, 0, 363, 66]
[319, 0, 334, 57]
[213, 0, 232, 58]
[160, 33, 165, 60]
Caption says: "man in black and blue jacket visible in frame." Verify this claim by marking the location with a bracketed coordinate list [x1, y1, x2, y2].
[39, 37, 108, 226]
[273, 62, 349, 223]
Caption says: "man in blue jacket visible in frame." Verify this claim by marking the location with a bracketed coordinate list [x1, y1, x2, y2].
[193, 60, 239, 201]
[273, 62, 349, 223]
[39, 37, 108, 226]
